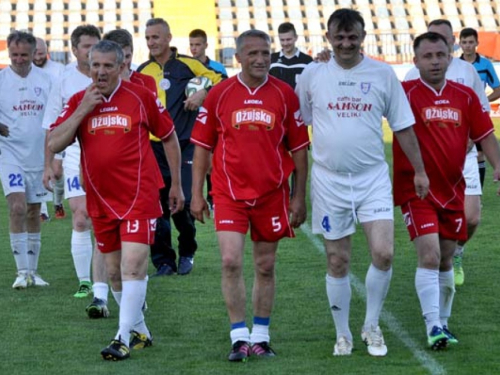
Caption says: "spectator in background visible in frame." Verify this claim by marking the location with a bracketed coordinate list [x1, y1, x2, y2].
[270, 22, 313, 89]
[189, 28, 228, 77]
[189, 28, 227, 210]
[459, 27, 500, 189]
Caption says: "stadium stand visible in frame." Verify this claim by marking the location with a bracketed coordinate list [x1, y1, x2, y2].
[0, 0, 498, 65]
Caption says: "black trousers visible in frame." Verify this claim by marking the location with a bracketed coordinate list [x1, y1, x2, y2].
[150, 141, 197, 271]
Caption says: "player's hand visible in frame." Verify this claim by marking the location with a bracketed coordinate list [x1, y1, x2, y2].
[466, 139, 474, 153]
[289, 195, 307, 228]
[184, 89, 207, 111]
[0, 122, 9, 137]
[168, 183, 185, 214]
[190, 193, 210, 224]
[42, 166, 56, 192]
[315, 48, 332, 63]
[492, 167, 500, 196]
[414, 171, 429, 199]
[80, 84, 103, 113]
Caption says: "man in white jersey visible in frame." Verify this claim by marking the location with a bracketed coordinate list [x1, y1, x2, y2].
[404, 19, 489, 287]
[34, 37, 66, 222]
[43, 25, 110, 317]
[296, 9, 429, 357]
[0, 31, 52, 289]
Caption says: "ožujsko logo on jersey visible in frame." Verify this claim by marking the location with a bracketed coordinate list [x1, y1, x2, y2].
[88, 114, 132, 134]
[421, 106, 462, 127]
[231, 108, 275, 130]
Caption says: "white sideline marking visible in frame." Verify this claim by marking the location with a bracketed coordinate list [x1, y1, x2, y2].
[300, 223, 446, 375]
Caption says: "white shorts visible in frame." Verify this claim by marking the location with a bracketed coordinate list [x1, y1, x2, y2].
[463, 149, 482, 196]
[63, 142, 85, 199]
[0, 164, 50, 203]
[311, 162, 393, 240]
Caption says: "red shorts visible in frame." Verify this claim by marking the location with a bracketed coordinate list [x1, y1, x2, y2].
[213, 184, 294, 242]
[92, 216, 157, 253]
[400, 199, 467, 242]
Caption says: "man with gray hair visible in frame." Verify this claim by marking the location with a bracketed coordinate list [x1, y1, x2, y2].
[0, 31, 52, 289]
[191, 29, 309, 362]
[48, 40, 184, 361]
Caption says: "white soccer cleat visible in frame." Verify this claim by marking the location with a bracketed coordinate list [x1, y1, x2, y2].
[361, 325, 387, 357]
[30, 273, 49, 287]
[333, 336, 353, 356]
[12, 272, 29, 289]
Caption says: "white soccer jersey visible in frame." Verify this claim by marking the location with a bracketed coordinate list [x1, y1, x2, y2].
[42, 64, 91, 129]
[39, 59, 65, 79]
[296, 56, 414, 173]
[0, 66, 51, 171]
[405, 57, 489, 110]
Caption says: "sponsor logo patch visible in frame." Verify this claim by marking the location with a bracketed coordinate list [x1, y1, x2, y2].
[87, 114, 132, 134]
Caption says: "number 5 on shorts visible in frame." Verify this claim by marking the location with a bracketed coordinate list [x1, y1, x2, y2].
[272, 216, 282, 232]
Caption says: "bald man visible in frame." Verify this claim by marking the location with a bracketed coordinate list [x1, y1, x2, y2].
[34, 37, 66, 222]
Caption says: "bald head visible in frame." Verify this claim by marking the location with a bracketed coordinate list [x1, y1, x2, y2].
[34, 37, 48, 67]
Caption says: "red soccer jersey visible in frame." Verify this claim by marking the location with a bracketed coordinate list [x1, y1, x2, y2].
[191, 75, 310, 200]
[130, 71, 158, 97]
[393, 79, 494, 209]
[52, 80, 175, 219]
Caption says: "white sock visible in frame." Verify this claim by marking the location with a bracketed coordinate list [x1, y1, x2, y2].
[54, 178, 64, 206]
[230, 327, 250, 345]
[111, 289, 122, 306]
[326, 274, 352, 342]
[27, 233, 41, 273]
[115, 279, 148, 346]
[10, 232, 28, 272]
[364, 264, 392, 330]
[454, 245, 464, 257]
[71, 230, 92, 282]
[40, 202, 48, 216]
[415, 268, 441, 334]
[250, 324, 270, 344]
[93, 282, 109, 303]
[439, 270, 455, 328]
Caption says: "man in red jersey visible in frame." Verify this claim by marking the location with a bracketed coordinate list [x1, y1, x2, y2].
[103, 29, 158, 95]
[48, 40, 184, 361]
[393, 32, 500, 351]
[191, 29, 310, 362]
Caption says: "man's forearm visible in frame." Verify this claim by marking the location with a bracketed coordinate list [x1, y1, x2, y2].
[291, 148, 308, 200]
[394, 126, 425, 173]
[191, 146, 211, 197]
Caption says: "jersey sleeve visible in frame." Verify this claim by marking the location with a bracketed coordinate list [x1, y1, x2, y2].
[190, 89, 218, 150]
[145, 92, 175, 140]
[485, 59, 500, 89]
[42, 77, 64, 129]
[283, 87, 310, 152]
[404, 66, 419, 81]
[468, 64, 490, 111]
[467, 89, 494, 142]
[295, 64, 313, 125]
[384, 70, 415, 132]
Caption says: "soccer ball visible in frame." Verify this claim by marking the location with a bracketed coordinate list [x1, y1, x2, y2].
[185, 76, 212, 97]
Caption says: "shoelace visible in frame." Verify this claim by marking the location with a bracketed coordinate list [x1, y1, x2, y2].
[367, 329, 384, 347]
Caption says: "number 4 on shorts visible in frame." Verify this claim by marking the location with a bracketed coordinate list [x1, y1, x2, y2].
[322, 215, 331, 232]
